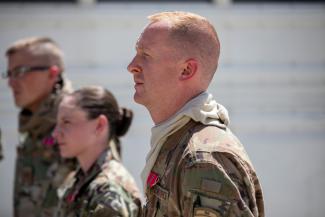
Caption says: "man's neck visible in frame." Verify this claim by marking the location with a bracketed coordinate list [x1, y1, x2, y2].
[23, 93, 51, 113]
[25, 103, 41, 114]
[149, 97, 189, 125]
[149, 91, 205, 125]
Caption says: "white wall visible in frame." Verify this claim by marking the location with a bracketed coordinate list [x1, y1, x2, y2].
[0, 2, 325, 217]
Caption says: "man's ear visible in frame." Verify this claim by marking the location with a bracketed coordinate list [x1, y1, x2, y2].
[179, 59, 198, 81]
[49, 65, 60, 79]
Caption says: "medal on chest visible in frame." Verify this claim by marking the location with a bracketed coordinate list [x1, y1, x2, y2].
[147, 171, 159, 188]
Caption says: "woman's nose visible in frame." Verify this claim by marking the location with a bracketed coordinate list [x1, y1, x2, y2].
[52, 125, 60, 139]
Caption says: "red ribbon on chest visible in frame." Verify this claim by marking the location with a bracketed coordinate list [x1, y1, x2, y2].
[42, 136, 56, 147]
[147, 171, 159, 188]
[66, 192, 76, 203]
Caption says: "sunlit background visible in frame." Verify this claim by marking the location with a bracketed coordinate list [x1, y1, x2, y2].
[0, 0, 325, 216]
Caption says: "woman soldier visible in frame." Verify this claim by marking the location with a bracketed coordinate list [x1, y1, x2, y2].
[53, 86, 141, 217]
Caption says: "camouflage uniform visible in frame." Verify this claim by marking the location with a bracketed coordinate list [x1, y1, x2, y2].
[56, 148, 142, 217]
[143, 120, 264, 217]
[14, 81, 76, 217]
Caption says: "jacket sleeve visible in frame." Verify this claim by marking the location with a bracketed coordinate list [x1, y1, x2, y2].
[179, 151, 257, 217]
[89, 182, 140, 217]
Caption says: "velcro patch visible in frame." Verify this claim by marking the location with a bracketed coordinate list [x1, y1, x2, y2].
[194, 207, 221, 217]
[201, 179, 222, 193]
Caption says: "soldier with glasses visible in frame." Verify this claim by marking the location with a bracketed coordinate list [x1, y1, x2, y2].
[3, 37, 75, 217]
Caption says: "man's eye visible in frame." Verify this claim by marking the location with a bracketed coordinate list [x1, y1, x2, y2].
[141, 53, 150, 60]
[13, 66, 24, 72]
[11, 67, 28, 77]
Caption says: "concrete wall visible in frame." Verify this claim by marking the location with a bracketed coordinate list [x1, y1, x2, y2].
[0, 2, 324, 217]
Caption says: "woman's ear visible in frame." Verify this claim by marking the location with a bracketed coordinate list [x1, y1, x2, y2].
[96, 114, 109, 135]
[179, 59, 198, 81]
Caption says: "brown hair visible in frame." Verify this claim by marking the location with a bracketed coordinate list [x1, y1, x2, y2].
[6, 37, 66, 91]
[6, 36, 65, 71]
[148, 11, 220, 82]
[70, 86, 133, 152]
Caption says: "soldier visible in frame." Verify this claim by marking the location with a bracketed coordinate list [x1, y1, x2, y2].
[52, 86, 142, 217]
[127, 11, 264, 217]
[4, 37, 76, 217]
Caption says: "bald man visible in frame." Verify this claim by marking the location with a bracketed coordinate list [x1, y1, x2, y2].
[128, 11, 264, 217]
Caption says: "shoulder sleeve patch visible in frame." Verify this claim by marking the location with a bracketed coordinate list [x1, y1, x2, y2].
[201, 179, 222, 194]
[194, 207, 221, 217]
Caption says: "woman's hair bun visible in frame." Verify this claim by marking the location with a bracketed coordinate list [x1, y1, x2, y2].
[116, 108, 133, 137]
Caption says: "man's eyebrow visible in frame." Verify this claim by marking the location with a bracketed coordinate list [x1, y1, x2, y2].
[135, 39, 141, 49]
[136, 45, 153, 54]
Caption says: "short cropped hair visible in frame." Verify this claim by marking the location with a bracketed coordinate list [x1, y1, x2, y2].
[6, 37, 65, 72]
[148, 11, 220, 82]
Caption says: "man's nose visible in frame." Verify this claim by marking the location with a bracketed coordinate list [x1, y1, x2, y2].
[127, 57, 141, 74]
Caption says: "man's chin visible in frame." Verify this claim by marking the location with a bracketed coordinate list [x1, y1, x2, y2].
[15, 100, 29, 109]
[14, 100, 24, 109]
[134, 95, 145, 106]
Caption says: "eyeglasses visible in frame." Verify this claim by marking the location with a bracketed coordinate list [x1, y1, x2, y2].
[2, 65, 51, 79]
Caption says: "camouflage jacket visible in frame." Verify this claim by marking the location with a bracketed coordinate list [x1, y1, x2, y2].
[14, 83, 76, 217]
[143, 120, 264, 217]
[55, 148, 142, 217]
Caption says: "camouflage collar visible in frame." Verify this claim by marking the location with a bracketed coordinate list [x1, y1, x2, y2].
[68, 148, 114, 201]
[75, 148, 114, 181]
